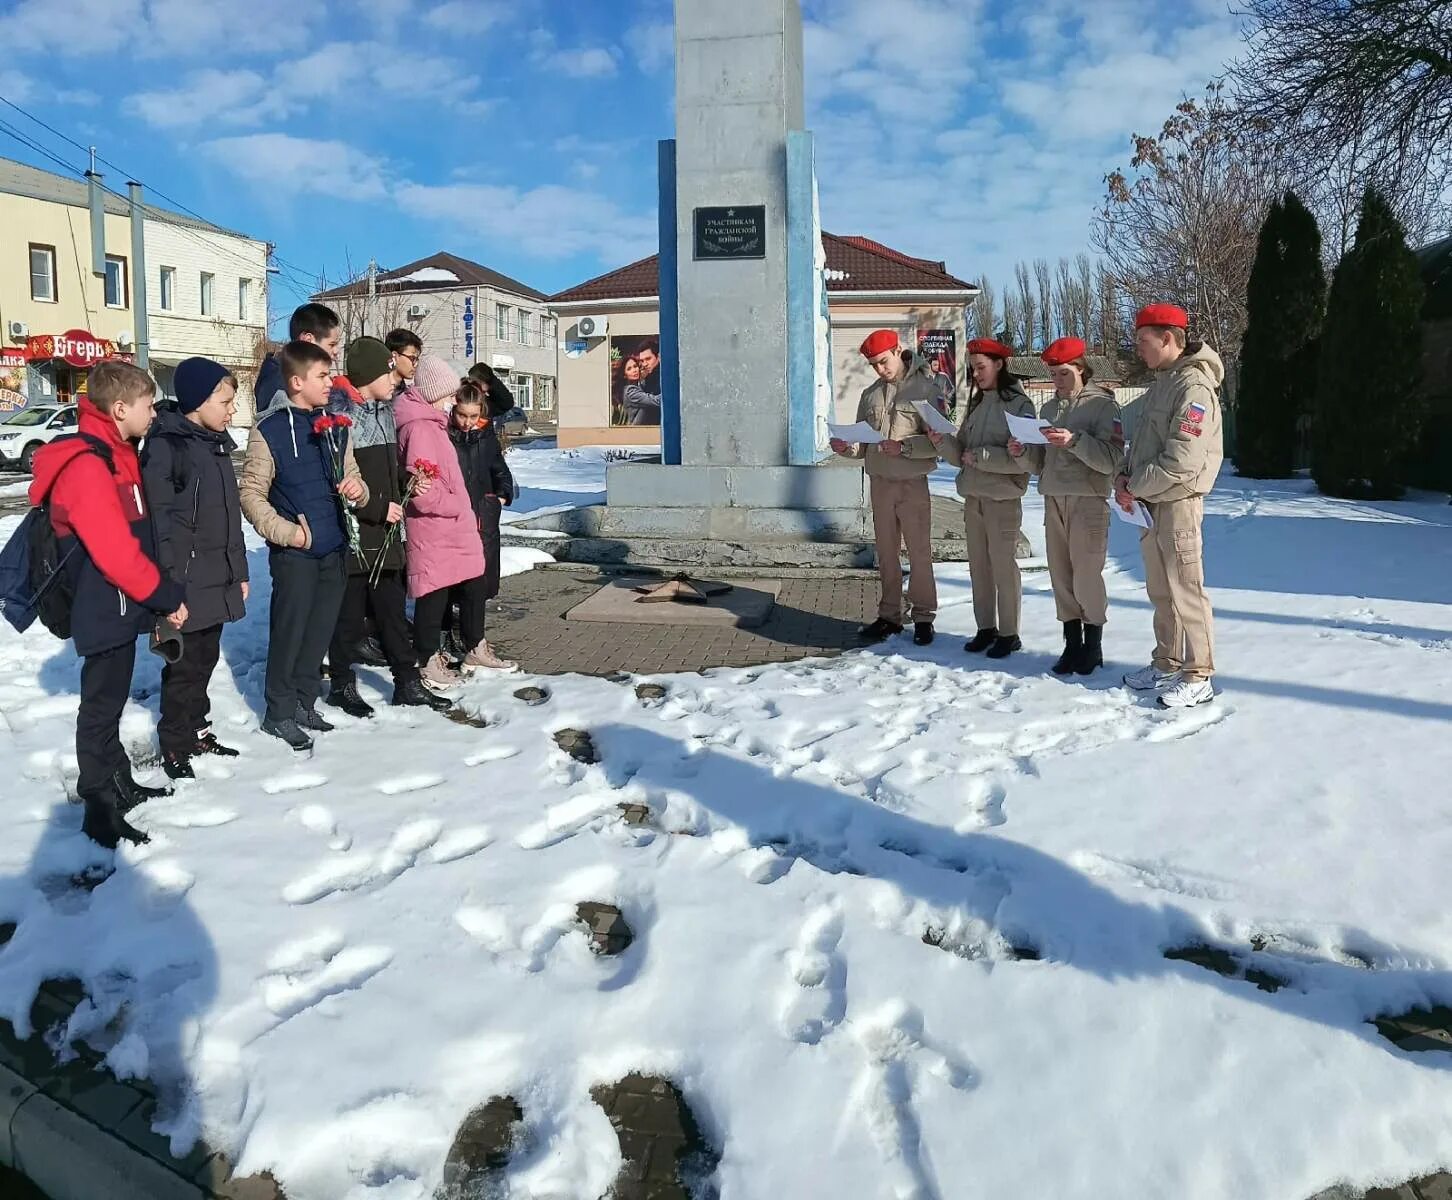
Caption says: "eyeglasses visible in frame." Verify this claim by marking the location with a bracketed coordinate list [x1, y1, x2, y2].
[396, 351, 420, 364]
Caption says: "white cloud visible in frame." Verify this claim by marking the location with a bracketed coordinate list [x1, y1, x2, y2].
[626, 20, 674, 74]
[422, 0, 510, 33]
[126, 69, 281, 131]
[0, 68, 34, 104]
[0, 0, 141, 54]
[0, 0, 327, 57]
[200, 134, 391, 202]
[529, 29, 622, 79]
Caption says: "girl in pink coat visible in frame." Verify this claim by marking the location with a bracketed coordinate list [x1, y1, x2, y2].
[394, 355, 487, 690]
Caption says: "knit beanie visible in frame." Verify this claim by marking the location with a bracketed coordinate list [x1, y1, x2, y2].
[345, 337, 391, 389]
[174, 357, 232, 414]
[414, 354, 461, 405]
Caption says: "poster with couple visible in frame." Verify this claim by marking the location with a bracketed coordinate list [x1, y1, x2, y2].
[609, 335, 663, 427]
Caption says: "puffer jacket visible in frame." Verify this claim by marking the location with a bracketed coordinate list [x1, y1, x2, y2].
[939, 381, 1037, 500]
[1027, 384, 1123, 498]
[327, 378, 405, 575]
[836, 352, 945, 480]
[141, 408, 247, 632]
[1124, 342, 1225, 502]
[393, 388, 486, 599]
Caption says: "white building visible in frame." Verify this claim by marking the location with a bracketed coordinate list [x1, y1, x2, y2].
[313, 251, 557, 418]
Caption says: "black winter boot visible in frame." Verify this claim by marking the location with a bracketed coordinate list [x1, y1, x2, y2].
[262, 717, 314, 752]
[326, 680, 376, 720]
[392, 677, 453, 711]
[912, 622, 935, 646]
[195, 731, 239, 757]
[82, 787, 150, 849]
[1052, 621, 1083, 675]
[1077, 624, 1104, 675]
[858, 617, 904, 642]
[113, 768, 171, 815]
[295, 704, 335, 733]
[985, 634, 1022, 660]
[964, 627, 998, 654]
[352, 636, 388, 667]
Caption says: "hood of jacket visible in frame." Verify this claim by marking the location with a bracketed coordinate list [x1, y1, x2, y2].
[254, 353, 286, 413]
[150, 406, 237, 452]
[29, 409, 136, 504]
[329, 378, 397, 450]
[393, 386, 446, 434]
[1163, 342, 1224, 390]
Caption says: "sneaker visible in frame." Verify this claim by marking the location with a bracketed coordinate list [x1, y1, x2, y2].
[462, 640, 519, 672]
[858, 618, 903, 642]
[421, 653, 464, 691]
[912, 622, 935, 646]
[326, 681, 376, 720]
[161, 752, 196, 781]
[1158, 678, 1215, 709]
[1123, 665, 1180, 692]
[964, 628, 998, 654]
[392, 676, 453, 711]
[295, 705, 335, 733]
[985, 634, 1022, 660]
[195, 730, 240, 757]
[262, 717, 314, 752]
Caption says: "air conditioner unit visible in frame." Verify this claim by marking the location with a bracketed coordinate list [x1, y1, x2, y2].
[577, 315, 608, 339]
[7, 320, 27, 341]
[407, 303, 429, 318]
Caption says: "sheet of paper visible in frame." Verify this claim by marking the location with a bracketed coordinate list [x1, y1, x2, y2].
[1109, 499, 1153, 529]
[828, 421, 884, 445]
[1004, 412, 1052, 444]
[910, 400, 960, 437]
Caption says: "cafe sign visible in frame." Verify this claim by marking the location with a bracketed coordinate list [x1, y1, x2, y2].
[25, 329, 121, 368]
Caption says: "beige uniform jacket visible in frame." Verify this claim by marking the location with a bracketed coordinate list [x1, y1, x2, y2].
[939, 382, 1036, 500]
[1123, 343, 1225, 502]
[1027, 384, 1123, 498]
[836, 355, 945, 481]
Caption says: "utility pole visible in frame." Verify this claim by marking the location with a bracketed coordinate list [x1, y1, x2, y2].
[366, 257, 377, 337]
[128, 181, 149, 369]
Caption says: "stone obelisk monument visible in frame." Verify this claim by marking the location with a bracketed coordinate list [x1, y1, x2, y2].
[602, 0, 865, 553]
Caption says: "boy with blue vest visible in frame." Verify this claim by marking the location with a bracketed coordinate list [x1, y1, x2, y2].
[239, 341, 368, 751]
[28, 361, 188, 848]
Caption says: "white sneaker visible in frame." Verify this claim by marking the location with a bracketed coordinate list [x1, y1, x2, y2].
[461, 639, 518, 673]
[421, 652, 464, 691]
[1123, 665, 1180, 691]
[1158, 678, 1215, 708]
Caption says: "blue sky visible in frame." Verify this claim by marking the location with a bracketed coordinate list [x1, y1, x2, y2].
[0, 0, 1244, 332]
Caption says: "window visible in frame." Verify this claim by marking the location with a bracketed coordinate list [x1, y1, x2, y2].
[200, 272, 214, 316]
[537, 377, 554, 411]
[519, 312, 533, 347]
[28, 244, 56, 302]
[104, 255, 128, 308]
[495, 303, 511, 341]
[515, 374, 534, 410]
[50, 409, 77, 430]
[541, 315, 556, 345]
[238, 278, 251, 322]
[159, 266, 176, 311]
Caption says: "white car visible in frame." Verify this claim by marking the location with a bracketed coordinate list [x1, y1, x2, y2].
[0, 406, 79, 473]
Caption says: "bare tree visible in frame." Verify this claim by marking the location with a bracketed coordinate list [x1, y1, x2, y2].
[1075, 254, 1097, 345]
[1013, 261, 1038, 353]
[1001, 289, 1025, 353]
[1033, 258, 1055, 346]
[1229, 0, 1452, 232]
[970, 276, 997, 341]
[313, 254, 412, 347]
[1092, 84, 1287, 393]
[1097, 264, 1127, 361]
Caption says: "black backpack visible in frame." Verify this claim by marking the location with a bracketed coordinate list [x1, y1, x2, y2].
[0, 435, 113, 639]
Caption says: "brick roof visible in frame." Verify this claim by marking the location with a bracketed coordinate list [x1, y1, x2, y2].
[314, 251, 547, 302]
[549, 233, 975, 304]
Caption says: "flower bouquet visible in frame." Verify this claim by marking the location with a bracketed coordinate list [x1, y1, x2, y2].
[368, 458, 441, 586]
[312, 413, 362, 559]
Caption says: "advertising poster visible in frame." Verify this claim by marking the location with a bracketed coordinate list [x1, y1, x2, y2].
[0, 350, 28, 415]
[609, 334, 662, 427]
[917, 329, 957, 415]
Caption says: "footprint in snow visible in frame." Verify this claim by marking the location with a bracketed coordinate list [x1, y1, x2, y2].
[259, 943, 394, 1020]
[464, 745, 521, 767]
[262, 772, 329, 795]
[282, 818, 444, 904]
[377, 773, 444, 796]
[779, 903, 846, 1045]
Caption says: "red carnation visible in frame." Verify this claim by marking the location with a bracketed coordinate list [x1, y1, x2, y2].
[411, 458, 441, 478]
[312, 414, 335, 433]
[333, 413, 354, 428]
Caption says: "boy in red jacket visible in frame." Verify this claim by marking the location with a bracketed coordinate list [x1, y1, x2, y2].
[28, 362, 188, 848]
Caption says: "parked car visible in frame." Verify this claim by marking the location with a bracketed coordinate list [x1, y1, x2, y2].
[499, 406, 529, 438]
[0, 406, 79, 472]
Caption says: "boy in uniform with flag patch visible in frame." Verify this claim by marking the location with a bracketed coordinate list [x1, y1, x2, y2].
[1114, 305, 1224, 708]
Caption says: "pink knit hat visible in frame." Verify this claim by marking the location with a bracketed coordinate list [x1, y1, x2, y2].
[413, 354, 461, 405]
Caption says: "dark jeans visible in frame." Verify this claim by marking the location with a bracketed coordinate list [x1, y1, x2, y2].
[264, 550, 346, 723]
[415, 576, 487, 662]
[158, 624, 223, 755]
[481, 496, 502, 600]
[328, 570, 418, 688]
[78, 640, 137, 795]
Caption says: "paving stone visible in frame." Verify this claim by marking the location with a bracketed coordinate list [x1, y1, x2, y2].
[1373, 1006, 1452, 1053]
[513, 685, 550, 705]
[553, 728, 599, 765]
[1414, 1176, 1452, 1200]
[590, 1074, 719, 1200]
[0, 922, 16, 947]
[618, 802, 654, 827]
[115, 1098, 215, 1177]
[575, 903, 633, 956]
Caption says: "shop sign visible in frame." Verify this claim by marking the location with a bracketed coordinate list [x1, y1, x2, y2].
[0, 349, 27, 413]
[25, 329, 122, 367]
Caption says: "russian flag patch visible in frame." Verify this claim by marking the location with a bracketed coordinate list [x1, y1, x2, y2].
[1185, 401, 1207, 425]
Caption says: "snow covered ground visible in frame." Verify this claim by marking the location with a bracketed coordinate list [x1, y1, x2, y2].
[1, 447, 1451, 1200]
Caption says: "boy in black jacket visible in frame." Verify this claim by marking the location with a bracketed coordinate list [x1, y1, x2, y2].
[447, 381, 516, 671]
[141, 357, 249, 780]
[325, 337, 448, 714]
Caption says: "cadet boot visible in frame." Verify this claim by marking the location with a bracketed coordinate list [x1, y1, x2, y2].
[113, 768, 171, 815]
[326, 680, 376, 720]
[82, 786, 150, 849]
[964, 627, 998, 654]
[1051, 621, 1083, 675]
[912, 622, 935, 646]
[1077, 624, 1104, 676]
[858, 617, 903, 642]
[392, 677, 453, 711]
[985, 634, 1022, 660]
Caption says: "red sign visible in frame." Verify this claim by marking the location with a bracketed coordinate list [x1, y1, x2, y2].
[25, 329, 121, 367]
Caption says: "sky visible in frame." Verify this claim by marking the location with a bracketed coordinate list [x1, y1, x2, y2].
[0, 0, 1246, 331]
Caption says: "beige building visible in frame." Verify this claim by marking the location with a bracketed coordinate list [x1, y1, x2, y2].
[313, 252, 557, 418]
[0, 156, 268, 422]
[548, 234, 976, 448]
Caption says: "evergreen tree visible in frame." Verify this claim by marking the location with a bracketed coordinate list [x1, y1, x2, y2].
[1236, 192, 1325, 477]
[1312, 187, 1425, 500]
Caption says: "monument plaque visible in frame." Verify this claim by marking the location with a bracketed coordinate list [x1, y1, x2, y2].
[693, 206, 767, 260]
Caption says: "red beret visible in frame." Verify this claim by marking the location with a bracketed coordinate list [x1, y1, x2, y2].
[859, 329, 900, 358]
[1041, 337, 1087, 367]
[1135, 303, 1188, 330]
[967, 338, 1014, 360]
